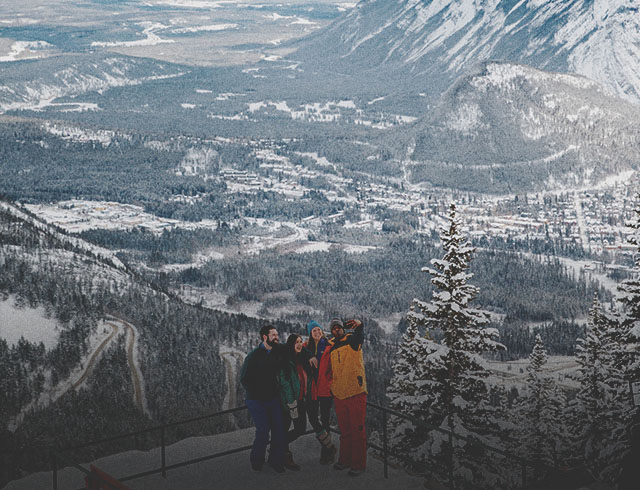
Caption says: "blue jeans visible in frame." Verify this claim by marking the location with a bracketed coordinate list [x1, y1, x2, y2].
[246, 397, 285, 467]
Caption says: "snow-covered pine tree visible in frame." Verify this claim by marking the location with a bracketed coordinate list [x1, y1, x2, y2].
[612, 195, 640, 482]
[514, 334, 567, 476]
[387, 305, 446, 465]
[571, 294, 629, 483]
[617, 196, 640, 382]
[388, 306, 437, 415]
[392, 203, 505, 487]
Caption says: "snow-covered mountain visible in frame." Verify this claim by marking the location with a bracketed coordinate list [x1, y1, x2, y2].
[294, 0, 640, 103]
[0, 54, 186, 113]
[393, 61, 640, 193]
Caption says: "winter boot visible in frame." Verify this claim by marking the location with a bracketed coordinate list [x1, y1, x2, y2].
[326, 442, 337, 464]
[316, 430, 337, 465]
[284, 450, 300, 471]
[320, 446, 329, 465]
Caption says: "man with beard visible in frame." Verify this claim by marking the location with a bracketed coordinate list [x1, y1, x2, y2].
[240, 324, 287, 472]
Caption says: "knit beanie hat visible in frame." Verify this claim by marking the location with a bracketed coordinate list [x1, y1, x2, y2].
[307, 320, 321, 336]
[329, 318, 343, 330]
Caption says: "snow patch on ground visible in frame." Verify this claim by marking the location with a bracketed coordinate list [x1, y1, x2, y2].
[0, 40, 52, 62]
[293, 241, 332, 254]
[23, 200, 220, 236]
[344, 244, 377, 254]
[293, 151, 335, 167]
[44, 123, 115, 146]
[291, 18, 318, 26]
[161, 248, 224, 272]
[171, 23, 237, 33]
[0, 295, 59, 348]
[91, 22, 174, 48]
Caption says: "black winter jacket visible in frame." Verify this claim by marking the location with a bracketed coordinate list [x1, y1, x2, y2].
[240, 344, 282, 401]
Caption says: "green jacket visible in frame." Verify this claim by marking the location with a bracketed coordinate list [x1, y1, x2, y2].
[277, 359, 301, 407]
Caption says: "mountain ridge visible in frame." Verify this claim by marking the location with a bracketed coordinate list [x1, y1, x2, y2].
[387, 61, 640, 193]
[292, 0, 640, 104]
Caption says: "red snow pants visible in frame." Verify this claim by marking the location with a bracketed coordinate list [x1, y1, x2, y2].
[334, 392, 367, 471]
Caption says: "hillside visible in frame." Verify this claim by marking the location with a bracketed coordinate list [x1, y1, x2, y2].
[390, 61, 640, 193]
[0, 200, 273, 475]
[0, 53, 187, 114]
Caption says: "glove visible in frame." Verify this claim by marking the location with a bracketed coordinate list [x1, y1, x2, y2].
[345, 319, 362, 329]
[287, 401, 298, 420]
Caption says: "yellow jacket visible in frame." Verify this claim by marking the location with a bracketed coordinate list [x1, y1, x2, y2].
[329, 326, 367, 400]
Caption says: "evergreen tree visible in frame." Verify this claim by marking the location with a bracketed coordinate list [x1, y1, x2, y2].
[387, 306, 445, 464]
[514, 334, 567, 475]
[390, 203, 505, 487]
[571, 295, 629, 483]
[617, 196, 640, 380]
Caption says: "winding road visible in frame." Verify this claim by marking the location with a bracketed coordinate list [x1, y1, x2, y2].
[219, 346, 246, 428]
[71, 322, 119, 390]
[105, 316, 150, 417]
[9, 316, 151, 433]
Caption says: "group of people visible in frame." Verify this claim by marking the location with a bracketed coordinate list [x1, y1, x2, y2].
[240, 318, 367, 477]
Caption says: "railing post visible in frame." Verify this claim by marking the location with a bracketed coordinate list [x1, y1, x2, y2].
[86, 470, 96, 490]
[50, 447, 58, 490]
[382, 410, 388, 479]
[448, 431, 455, 490]
[161, 425, 166, 478]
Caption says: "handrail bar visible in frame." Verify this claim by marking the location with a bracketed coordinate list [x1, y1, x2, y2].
[58, 406, 247, 453]
[67, 430, 317, 490]
[367, 401, 528, 463]
[54, 402, 524, 463]
[32, 401, 539, 490]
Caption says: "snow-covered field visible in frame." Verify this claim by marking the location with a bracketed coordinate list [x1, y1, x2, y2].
[487, 356, 580, 390]
[23, 200, 214, 235]
[0, 295, 59, 348]
[0, 40, 53, 62]
[242, 98, 417, 127]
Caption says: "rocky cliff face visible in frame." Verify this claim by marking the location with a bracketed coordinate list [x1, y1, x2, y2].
[294, 0, 640, 104]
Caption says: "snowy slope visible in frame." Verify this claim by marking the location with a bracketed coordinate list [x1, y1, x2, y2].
[0, 201, 128, 271]
[294, 0, 640, 103]
[0, 54, 186, 113]
[392, 61, 640, 192]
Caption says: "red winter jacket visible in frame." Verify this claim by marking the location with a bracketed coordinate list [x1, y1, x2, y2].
[305, 337, 333, 399]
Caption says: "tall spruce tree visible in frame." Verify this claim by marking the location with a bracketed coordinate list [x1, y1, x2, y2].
[617, 196, 640, 380]
[389, 203, 505, 486]
[387, 306, 445, 464]
[571, 295, 629, 483]
[613, 195, 640, 484]
[515, 334, 567, 474]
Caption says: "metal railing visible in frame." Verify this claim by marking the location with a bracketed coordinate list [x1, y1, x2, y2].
[49, 406, 248, 490]
[367, 401, 531, 489]
[38, 402, 534, 490]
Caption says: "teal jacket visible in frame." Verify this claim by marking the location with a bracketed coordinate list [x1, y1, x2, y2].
[277, 359, 301, 407]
